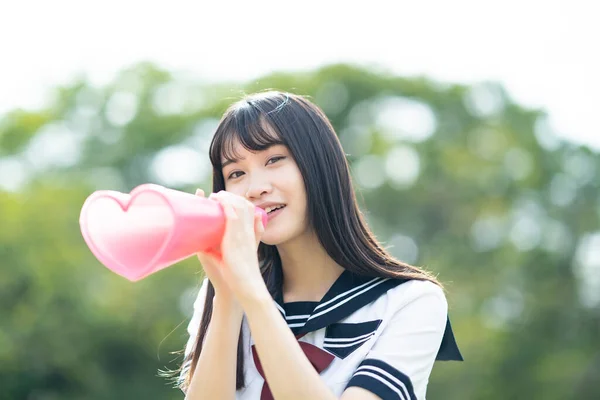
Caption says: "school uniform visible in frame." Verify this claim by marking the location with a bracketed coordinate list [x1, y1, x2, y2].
[181, 269, 463, 399]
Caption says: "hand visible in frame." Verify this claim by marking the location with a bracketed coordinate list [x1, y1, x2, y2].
[194, 189, 266, 306]
[194, 189, 235, 303]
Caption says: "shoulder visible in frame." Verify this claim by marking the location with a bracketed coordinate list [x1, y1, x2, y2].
[384, 278, 448, 318]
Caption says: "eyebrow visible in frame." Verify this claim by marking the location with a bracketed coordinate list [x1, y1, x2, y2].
[221, 158, 239, 169]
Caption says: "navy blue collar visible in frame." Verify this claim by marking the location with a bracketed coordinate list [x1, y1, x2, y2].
[270, 268, 463, 361]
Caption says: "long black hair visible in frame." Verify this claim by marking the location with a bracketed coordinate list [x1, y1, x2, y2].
[177, 91, 441, 392]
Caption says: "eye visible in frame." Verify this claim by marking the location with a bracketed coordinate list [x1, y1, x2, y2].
[267, 156, 286, 165]
[226, 156, 285, 180]
[227, 170, 244, 180]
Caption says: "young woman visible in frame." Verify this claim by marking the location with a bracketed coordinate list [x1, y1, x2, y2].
[176, 91, 462, 399]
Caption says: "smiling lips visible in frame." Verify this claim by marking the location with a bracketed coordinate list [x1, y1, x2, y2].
[264, 204, 286, 214]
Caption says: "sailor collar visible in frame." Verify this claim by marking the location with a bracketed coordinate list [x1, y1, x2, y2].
[269, 268, 463, 362]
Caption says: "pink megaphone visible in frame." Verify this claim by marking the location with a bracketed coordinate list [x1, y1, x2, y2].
[79, 183, 268, 282]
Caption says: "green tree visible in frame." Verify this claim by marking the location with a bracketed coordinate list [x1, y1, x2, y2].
[1, 63, 598, 399]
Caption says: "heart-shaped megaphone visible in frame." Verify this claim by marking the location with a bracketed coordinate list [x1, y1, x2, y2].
[79, 183, 268, 282]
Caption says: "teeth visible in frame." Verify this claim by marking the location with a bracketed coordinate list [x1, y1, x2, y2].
[265, 205, 285, 213]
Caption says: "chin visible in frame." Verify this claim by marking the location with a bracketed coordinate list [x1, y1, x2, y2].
[259, 233, 286, 246]
[260, 238, 279, 246]
[259, 226, 296, 246]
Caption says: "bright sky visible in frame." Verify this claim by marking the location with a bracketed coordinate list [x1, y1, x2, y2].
[1, 0, 598, 149]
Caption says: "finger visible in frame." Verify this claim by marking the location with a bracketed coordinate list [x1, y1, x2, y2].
[254, 212, 265, 235]
[204, 246, 223, 260]
[196, 247, 218, 263]
[210, 191, 237, 207]
[195, 188, 205, 197]
[196, 251, 220, 275]
[253, 212, 264, 247]
[216, 191, 248, 207]
[214, 192, 247, 216]
[208, 192, 234, 219]
[222, 202, 239, 221]
[212, 191, 254, 231]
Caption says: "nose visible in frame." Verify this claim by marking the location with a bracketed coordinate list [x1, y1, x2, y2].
[245, 174, 273, 200]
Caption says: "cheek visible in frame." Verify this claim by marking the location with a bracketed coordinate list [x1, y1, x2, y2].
[285, 170, 308, 212]
[224, 182, 246, 196]
[280, 163, 304, 188]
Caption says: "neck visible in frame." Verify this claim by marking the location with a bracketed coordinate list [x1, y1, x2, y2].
[276, 229, 345, 303]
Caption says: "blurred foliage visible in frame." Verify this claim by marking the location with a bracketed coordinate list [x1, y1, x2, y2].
[1, 63, 599, 400]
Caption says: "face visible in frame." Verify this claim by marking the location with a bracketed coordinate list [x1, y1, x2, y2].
[221, 140, 309, 246]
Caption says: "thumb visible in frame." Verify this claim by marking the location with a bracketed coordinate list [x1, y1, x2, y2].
[254, 212, 265, 247]
[196, 246, 222, 265]
[196, 250, 222, 279]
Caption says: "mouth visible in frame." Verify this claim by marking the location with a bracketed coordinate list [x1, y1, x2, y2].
[264, 204, 286, 215]
[263, 204, 287, 222]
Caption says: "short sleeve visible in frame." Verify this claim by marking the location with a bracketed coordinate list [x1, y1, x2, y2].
[345, 281, 448, 400]
[179, 278, 209, 390]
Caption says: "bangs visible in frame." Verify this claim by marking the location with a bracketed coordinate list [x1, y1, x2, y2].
[209, 105, 285, 169]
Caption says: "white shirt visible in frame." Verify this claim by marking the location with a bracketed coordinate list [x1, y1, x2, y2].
[181, 270, 462, 399]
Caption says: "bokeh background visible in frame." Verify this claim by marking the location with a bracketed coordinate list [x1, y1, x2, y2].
[1, 1, 599, 399]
